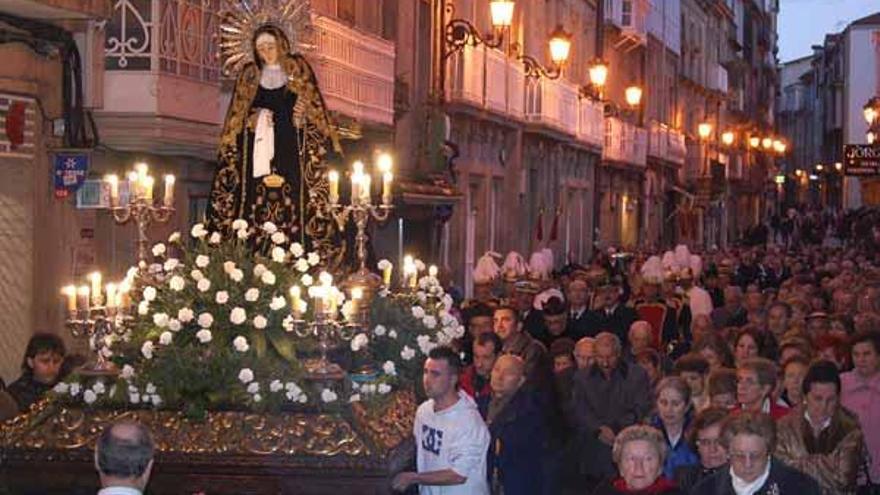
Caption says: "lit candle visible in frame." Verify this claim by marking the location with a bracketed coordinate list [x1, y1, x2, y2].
[163, 175, 175, 207]
[89, 272, 102, 306]
[309, 285, 325, 316]
[135, 162, 149, 181]
[328, 170, 339, 205]
[361, 174, 372, 204]
[351, 286, 363, 316]
[127, 171, 140, 199]
[382, 172, 393, 205]
[289, 286, 302, 318]
[377, 153, 393, 174]
[105, 283, 118, 309]
[77, 285, 90, 312]
[105, 174, 119, 207]
[381, 262, 393, 286]
[429, 265, 438, 278]
[143, 176, 155, 202]
[118, 281, 131, 309]
[327, 287, 339, 316]
[351, 161, 364, 205]
[61, 285, 77, 313]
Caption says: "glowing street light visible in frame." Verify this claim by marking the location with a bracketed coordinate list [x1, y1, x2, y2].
[698, 122, 713, 140]
[761, 137, 773, 150]
[835, 162, 843, 172]
[721, 131, 735, 146]
[625, 85, 643, 107]
[548, 25, 572, 66]
[749, 136, 761, 149]
[589, 60, 609, 88]
[489, 0, 515, 28]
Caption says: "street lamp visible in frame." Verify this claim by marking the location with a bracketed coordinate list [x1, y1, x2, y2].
[589, 60, 609, 88]
[489, 0, 515, 27]
[749, 136, 761, 149]
[761, 137, 773, 150]
[625, 85, 643, 108]
[772, 139, 786, 155]
[835, 162, 843, 171]
[698, 122, 713, 140]
[444, 0, 515, 57]
[864, 97, 880, 125]
[721, 131, 735, 146]
[520, 24, 572, 79]
[816, 164, 824, 172]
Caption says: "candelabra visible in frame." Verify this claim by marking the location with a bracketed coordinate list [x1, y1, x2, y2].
[65, 306, 130, 376]
[291, 313, 358, 379]
[103, 163, 176, 263]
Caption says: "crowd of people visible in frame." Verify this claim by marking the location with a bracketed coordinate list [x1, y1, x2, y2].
[394, 233, 880, 495]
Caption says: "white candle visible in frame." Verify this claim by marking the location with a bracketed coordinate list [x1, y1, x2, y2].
[143, 176, 155, 202]
[77, 285, 91, 312]
[127, 171, 140, 199]
[377, 153, 393, 174]
[382, 263, 393, 286]
[105, 283, 118, 309]
[429, 265, 438, 278]
[89, 272, 102, 306]
[163, 175, 175, 207]
[361, 174, 372, 204]
[105, 175, 119, 207]
[382, 172, 393, 205]
[351, 161, 364, 205]
[289, 286, 302, 318]
[328, 170, 339, 205]
[61, 285, 77, 313]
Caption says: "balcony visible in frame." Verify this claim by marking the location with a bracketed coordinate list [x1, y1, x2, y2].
[95, 1, 395, 159]
[523, 76, 579, 135]
[648, 122, 685, 165]
[446, 44, 525, 120]
[668, 130, 687, 165]
[577, 99, 604, 149]
[708, 64, 729, 94]
[605, 0, 649, 48]
[311, 15, 396, 128]
[603, 117, 647, 166]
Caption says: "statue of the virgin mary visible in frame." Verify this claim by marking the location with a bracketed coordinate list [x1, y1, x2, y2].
[209, 0, 341, 257]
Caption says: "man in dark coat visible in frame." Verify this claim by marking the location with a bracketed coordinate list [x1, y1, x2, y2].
[564, 278, 593, 339]
[587, 280, 638, 343]
[486, 355, 549, 495]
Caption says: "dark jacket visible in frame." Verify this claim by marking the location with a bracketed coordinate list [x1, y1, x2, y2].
[565, 307, 593, 340]
[674, 464, 721, 494]
[590, 477, 682, 495]
[458, 365, 491, 419]
[587, 304, 639, 343]
[6, 374, 52, 412]
[649, 414, 699, 479]
[690, 458, 822, 495]
[487, 387, 547, 495]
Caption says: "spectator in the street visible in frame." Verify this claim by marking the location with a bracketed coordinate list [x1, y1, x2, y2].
[711, 286, 748, 329]
[565, 278, 593, 338]
[7, 332, 66, 413]
[841, 331, 880, 488]
[775, 360, 863, 494]
[779, 355, 810, 408]
[735, 357, 789, 419]
[767, 301, 793, 341]
[459, 332, 502, 419]
[590, 425, 682, 495]
[95, 420, 155, 495]
[493, 306, 549, 385]
[647, 376, 698, 479]
[693, 334, 734, 371]
[673, 353, 711, 411]
[574, 336, 596, 371]
[674, 407, 729, 492]
[707, 367, 738, 409]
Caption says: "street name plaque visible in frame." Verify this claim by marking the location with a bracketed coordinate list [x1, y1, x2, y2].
[844, 144, 880, 176]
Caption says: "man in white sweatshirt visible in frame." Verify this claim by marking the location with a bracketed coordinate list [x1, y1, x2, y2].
[392, 346, 491, 495]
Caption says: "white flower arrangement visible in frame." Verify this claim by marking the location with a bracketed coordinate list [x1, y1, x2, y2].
[382, 360, 396, 376]
[350, 333, 369, 352]
[349, 393, 361, 403]
[373, 324, 387, 336]
[411, 306, 425, 319]
[300, 274, 314, 286]
[164, 258, 180, 272]
[177, 307, 194, 323]
[167, 319, 182, 332]
[260, 270, 276, 285]
[215, 291, 230, 305]
[307, 252, 320, 266]
[197, 278, 211, 292]
[121, 365, 135, 380]
[168, 232, 181, 243]
[152, 313, 169, 328]
[320, 388, 338, 403]
[271, 247, 286, 263]
[195, 329, 212, 343]
[237, 228, 249, 240]
[388, 329, 398, 339]
[378, 383, 392, 395]
[137, 301, 150, 315]
[245, 288, 260, 302]
[230, 268, 244, 282]
[191, 223, 208, 238]
[223, 261, 237, 274]
[400, 345, 415, 361]
[209, 232, 222, 244]
[53, 382, 69, 394]
[271, 232, 286, 245]
[159, 331, 173, 346]
[143, 286, 157, 302]
[261, 221, 277, 234]
[295, 258, 310, 272]
[152, 243, 166, 257]
[83, 389, 97, 404]
[69, 383, 81, 396]
[290, 242, 304, 257]
[269, 380, 283, 392]
[253, 314, 267, 329]
[233, 335, 249, 353]
[197, 312, 214, 328]
[246, 382, 259, 394]
[169, 275, 185, 291]
[141, 341, 154, 360]
[238, 368, 254, 384]
[422, 315, 438, 329]
[232, 219, 248, 231]
[195, 255, 210, 268]
[416, 335, 435, 355]
[269, 296, 286, 311]
[230, 307, 247, 325]
[253, 263, 268, 278]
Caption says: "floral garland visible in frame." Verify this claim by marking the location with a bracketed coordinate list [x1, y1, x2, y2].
[51, 220, 461, 419]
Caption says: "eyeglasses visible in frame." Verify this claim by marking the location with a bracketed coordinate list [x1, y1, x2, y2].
[729, 451, 768, 463]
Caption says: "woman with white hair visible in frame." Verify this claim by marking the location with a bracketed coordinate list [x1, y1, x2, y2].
[590, 424, 682, 494]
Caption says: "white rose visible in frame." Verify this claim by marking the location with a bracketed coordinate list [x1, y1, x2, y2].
[195, 255, 210, 268]
[191, 223, 208, 238]
[150, 394, 162, 407]
[442, 294, 453, 311]
[141, 341, 154, 359]
[230, 269, 244, 282]
[233, 335, 249, 352]
[285, 382, 302, 393]
[238, 368, 254, 384]
[197, 312, 214, 328]
[270, 296, 286, 311]
[422, 315, 437, 329]
[151, 243, 166, 257]
[232, 219, 248, 231]
[252, 393, 262, 403]
[300, 274, 314, 286]
[253, 263, 267, 277]
[121, 365, 135, 380]
[53, 382, 69, 394]
[261, 271, 276, 285]
[270, 380, 283, 392]
[190, 269, 204, 281]
[350, 333, 369, 352]
[167, 318, 182, 332]
[307, 252, 320, 266]
[349, 393, 361, 403]
[271, 247, 286, 263]
[196, 329, 212, 343]
[293, 258, 310, 273]
[145, 383, 157, 395]
[298, 395, 307, 404]
[320, 388, 338, 403]
[271, 232, 286, 245]
[92, 381, 106, 395]
[245, 288, 260, 302]
[143, 286, 157, 302]
[208, 232, 222, 245]
[169, 275, 185, 291]
[247, 382, 260, 394]
[152, 312, 169, 328]
[164, 258, 180, 272]
[400, 345, 415, 361]
[168, 232, 181, 243]
[129, 393, 140, 404]
[383, 361, 397, 376]
[215, 290, 229, 304]
[197, 278, 211, 292]
[237, 228, 249, 240]
[83, 389, 97, 404]
[411, 306, 425, 319]
[253, 314, 268, 329]
[388, 329, 398, 339]
[417, 334, 435, 355]
[230, 307, 247, 325]
[177, 307, 194, 323]
[290, 242, 304, 257]
[262, 221, 277, 234]
[378, 383, 392, 395]
[69, 383, 82, 396]
[223, 261, 237, 274]
[159, 331, 173, 345]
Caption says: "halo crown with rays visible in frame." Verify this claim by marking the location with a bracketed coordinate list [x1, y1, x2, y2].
[219, 0, 315, 76]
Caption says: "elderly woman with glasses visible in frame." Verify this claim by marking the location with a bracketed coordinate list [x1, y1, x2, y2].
[674, 407, 729, 492]
[691, 412, 821, 495]
[591, 425, 682, 495]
